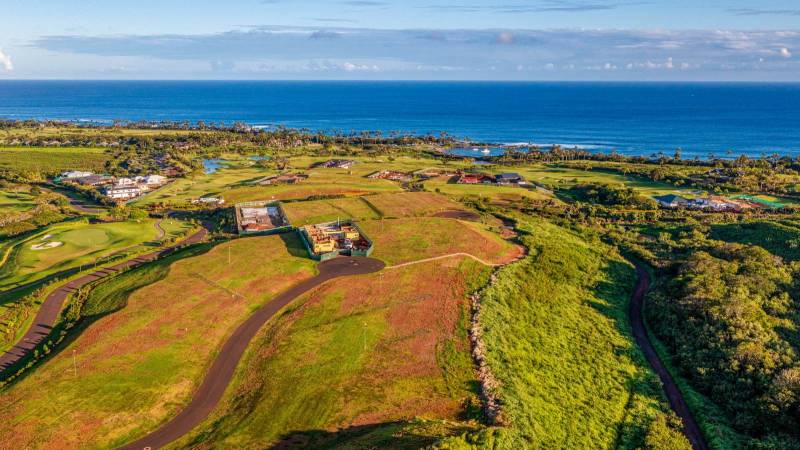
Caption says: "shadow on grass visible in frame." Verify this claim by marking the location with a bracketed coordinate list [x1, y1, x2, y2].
[269, 421, 448, 450]
[279, 231, 313, 260]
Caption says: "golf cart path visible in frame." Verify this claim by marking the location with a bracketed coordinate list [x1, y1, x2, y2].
[118, 257, 385, 450]
[0, 226, 209, 376]
[629, 263, 709, 450]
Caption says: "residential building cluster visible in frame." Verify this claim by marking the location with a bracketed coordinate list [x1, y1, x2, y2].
[314, 159, 357, 169]
[654, 194, 766, 211]
[58, 171, 168, 201]
[301, 221, 371, 257]
[256, 172, 309, 186]
[367, 170, 413, 182]
[457, 172, 526, 185]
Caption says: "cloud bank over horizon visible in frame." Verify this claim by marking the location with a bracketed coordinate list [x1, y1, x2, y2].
[0, 49, 13, 72]
[25, 26, 799, 80]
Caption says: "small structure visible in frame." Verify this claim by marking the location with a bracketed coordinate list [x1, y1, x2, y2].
[257, 173, 309, 186]
[191, 197, 225, 207]
[495, 173, 524, 185]
[368, 170, 413, 182]
[59, 170, 94, 180]
[457, 173, 495, 184]
[135, 174, 167, 186]
[299, 220, 373, 261]
[654, 194, 690, 208]
[235, 201, 291, 234]
[103, 185, 142, 200]
[316, 159, 357, 169]
[73, 174, 115, 187]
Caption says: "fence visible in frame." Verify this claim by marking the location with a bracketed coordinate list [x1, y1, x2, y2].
[297, 220, 374, 261]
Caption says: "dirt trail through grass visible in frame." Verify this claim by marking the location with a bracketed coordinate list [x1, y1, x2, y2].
[0, 226, 209, 377]
[629, 263, 708, 450]
[118, 257, 385, 450]
[386, 252, 504, 269]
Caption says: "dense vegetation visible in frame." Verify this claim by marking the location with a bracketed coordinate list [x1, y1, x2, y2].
[440, 218, 690, 449]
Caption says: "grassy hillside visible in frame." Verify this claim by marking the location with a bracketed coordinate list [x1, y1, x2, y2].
[467, 219, 689, 449]
[173, 257, 492, 449]
[0, 147, 110, 178]
[0, 234, 317, 449]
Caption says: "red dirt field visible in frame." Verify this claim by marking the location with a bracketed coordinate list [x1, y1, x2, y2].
[0, 235, 317, 450]
[173, 257, 492, 448]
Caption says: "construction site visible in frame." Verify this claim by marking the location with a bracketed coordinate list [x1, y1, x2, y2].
[299, 220, 374, 261]
[235, 201, 291, 234]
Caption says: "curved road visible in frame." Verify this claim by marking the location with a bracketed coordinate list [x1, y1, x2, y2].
[629, 264, 709, 450]
[0, 226, 209, 376]
[119, 256, 385, 450]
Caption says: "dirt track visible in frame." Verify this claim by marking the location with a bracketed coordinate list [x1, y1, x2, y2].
[629, 264, 709, 450]
[118, 256, 385, 450]
[0, 226, 209, 376]
[433, 210, 481, 221]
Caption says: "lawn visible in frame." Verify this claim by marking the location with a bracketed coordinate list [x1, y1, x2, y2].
[360, 217, 520, 266]
[0, 234, 318, 449]
[0, 147, 111, 178]
[468, 218, 689, 449]
[0, 190, 37, 214]
[283, 196, 382, 226]
[135, 163, 404, 206]
[517, 165, 702, 198]
[172, 257, 492, 449]
[0, 219, 173, 291]
[424, 177, 556, 204]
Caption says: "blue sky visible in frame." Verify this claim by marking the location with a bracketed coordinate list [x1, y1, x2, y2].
[1, 0, 799, 80]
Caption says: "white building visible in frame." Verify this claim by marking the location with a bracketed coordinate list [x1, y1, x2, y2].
[115, 177, 136, 187]
[60, 171, 94, 179]
[135, 174, 167, 186]
[104, 186, 142, 200]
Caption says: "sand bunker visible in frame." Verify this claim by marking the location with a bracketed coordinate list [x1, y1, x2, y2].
[40, 234, 53, 240]
[31, 242, 63, 251]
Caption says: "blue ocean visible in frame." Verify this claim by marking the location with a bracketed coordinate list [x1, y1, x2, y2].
[0, 81, 798, 158]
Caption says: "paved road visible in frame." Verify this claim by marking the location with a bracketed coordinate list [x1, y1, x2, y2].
[629, 263, 709, 450]
[0, 226, 209, 376]
[119, 256, 385, 450]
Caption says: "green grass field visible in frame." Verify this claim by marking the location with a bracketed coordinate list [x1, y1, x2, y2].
[0, 147, 111, 178]
[0, 219, 174, 291]
[0, 190, 37, 214]
[0, 234, 318, 449]
[135, 155, 474, 206]
[517, 165, 702, 198]
[469, 218, 690, 449]
[360, 217, 519, 266]
[172, 257, 494, 448]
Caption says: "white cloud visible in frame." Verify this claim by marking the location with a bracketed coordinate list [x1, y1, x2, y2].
[780, 47, 792, 58]
[0, 49, 13, 72]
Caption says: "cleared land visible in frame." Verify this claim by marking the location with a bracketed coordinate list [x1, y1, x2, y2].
[0, 147, 110, 178]
[0, 234, 317, 449]
[360, 216, 519, 266]
[173, 257, 491, 449]
[283, 196, 382, 226]
[282, 192, 470, 226]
